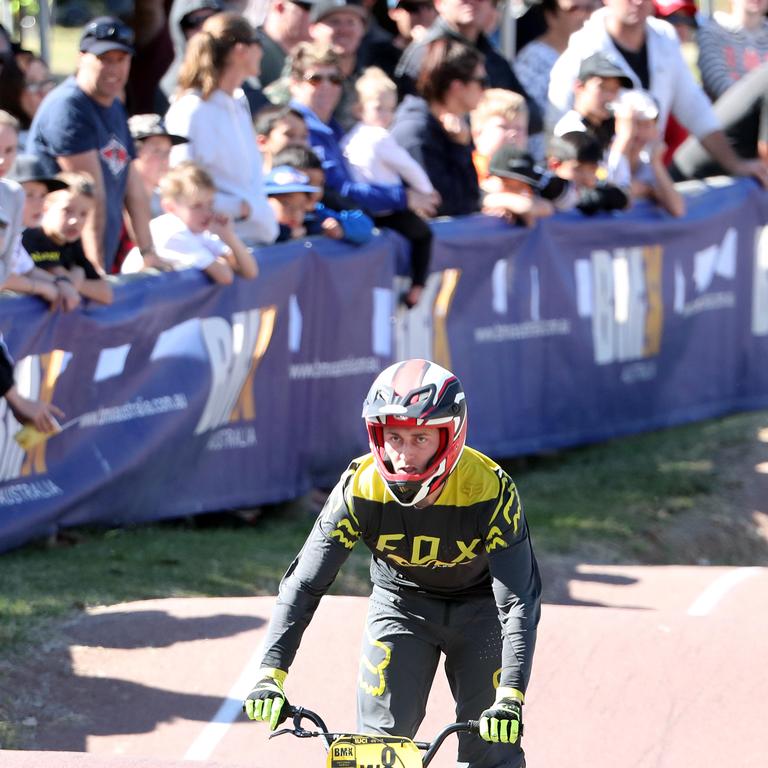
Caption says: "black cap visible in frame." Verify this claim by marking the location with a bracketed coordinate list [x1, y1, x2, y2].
[577, 53, 633, 88]
[488, 146, 542, 186]
[310, 0, 368, 24]
[6, 155, 68, 192]
[79, 16, 135, 56]
[180, 0, 225, 30]
[128, 114, 189, 145]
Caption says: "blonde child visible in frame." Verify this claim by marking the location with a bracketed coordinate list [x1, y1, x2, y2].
[342, 67, 435, 197]
[471, 89, 530, 182]
[141, 162, 258, 284]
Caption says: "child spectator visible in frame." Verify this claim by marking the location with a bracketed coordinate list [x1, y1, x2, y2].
[128, 114, 189, 218]
[7, 154, 67, 229]
[609, 89, 685, 217]
[144, 162, 258, 283]
[481, 145, 555, 227]
[272, 145, 375, 246]
[547, 131, 630, 215]
[254, 105, 309, 172]
[22, 172, 113, 305]
[470, 89, 530, 181]
[342, 67, 436, 197]
[0, 112, 77, 308]
[264, 165, 321, 242]
[553, 52, 633, 188]
[341, 66, 435, 308]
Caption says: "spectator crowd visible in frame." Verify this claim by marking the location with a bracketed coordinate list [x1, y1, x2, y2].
[1, 0, 768, 432]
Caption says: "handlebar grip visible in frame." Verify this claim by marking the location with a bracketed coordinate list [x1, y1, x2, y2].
[466, 719, 480, 734]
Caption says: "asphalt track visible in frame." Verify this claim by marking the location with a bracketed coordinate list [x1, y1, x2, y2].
[4, 562, 767, 768]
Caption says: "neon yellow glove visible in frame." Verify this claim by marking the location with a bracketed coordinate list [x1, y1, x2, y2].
[243, 668, 288, 729]
[478, 687, 524, 744]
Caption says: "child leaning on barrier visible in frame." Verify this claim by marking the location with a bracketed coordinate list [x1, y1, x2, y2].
[271, 145, 374, 246]
[546, 131, 630, 216]
[0, 110, 77, 308]
[470, 89, 530, 182]
[481, 145, 555, 227]
[608, 89, 686, 218]
[264, 165, 320, 242]
[244, 359, 541, 768]
[126, 161, 258, 284]
[22, 172, 113, 305]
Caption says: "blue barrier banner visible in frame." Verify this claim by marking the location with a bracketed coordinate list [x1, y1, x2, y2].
[1, 180, 767, 551]
[0, 237, 394, 551]
[400, 181, 768, 455]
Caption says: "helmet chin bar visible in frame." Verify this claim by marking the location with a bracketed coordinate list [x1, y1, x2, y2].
[383, 457, 448, 507]
[385, 479, 432, 507]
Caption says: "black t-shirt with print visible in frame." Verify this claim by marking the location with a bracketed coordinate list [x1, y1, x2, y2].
[22, 227, 99, 280]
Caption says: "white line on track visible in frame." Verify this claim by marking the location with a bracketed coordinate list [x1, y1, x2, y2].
[184, 640, 264, 762]
[687, 567, 763, 617]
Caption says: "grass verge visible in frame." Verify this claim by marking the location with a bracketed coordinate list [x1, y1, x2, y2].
[1, 409, 766, 656]
[0, 409, 766, 747]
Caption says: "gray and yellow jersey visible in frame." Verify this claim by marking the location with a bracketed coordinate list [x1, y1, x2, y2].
[260, 447, 541, 691]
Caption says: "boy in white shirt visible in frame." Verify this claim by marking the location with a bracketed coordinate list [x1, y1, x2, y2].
[341, 67, 434, 308]
[129, 162, 258, 284]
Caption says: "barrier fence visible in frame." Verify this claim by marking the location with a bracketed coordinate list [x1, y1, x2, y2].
[1, 179, 767, 551]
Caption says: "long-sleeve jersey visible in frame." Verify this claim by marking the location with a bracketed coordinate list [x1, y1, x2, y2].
[260, 447, 542, 692]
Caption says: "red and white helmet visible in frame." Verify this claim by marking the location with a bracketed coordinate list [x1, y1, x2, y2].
[362, 359, 467, 507]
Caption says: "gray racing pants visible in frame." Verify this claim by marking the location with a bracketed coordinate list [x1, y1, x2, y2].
[356, 584, 527, 768]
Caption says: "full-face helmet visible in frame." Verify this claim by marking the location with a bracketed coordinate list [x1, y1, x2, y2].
[362, 359, 467, 506]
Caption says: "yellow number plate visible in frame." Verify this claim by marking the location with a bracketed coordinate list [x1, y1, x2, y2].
[327, 734, 422, 768]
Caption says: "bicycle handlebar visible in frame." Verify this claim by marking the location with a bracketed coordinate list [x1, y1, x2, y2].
[277, 704, 479, 767]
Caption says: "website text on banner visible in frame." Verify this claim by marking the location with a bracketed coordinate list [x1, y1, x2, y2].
[1, 180, 767, 552]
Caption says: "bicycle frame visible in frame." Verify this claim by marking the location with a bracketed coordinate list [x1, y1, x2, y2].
[269, 705, 479, 768]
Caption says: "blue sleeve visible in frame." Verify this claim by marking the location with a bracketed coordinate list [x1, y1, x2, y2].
[338, 179, 407, 216]
[319, 204, 375, 245]
[310, 135, 406, 215]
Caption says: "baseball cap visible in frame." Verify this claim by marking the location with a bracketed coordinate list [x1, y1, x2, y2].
[310, 0, 368, 24]
[6, 155, 67, 192]
[577, 53, 634, 88]
[264, 166, 321, 195]
[488, 146, 543, 186]
[128, 114, 189, 145]
[79, 16, 135, 56]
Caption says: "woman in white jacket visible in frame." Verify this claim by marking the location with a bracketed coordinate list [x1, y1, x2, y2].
[165, 12, 278, 246]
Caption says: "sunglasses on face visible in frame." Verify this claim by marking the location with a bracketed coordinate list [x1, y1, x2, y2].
[467, 74, 490, 87]
[83, 20, 135, 47]
[304, 72, 344, 86]
[24, 78, 56, 94]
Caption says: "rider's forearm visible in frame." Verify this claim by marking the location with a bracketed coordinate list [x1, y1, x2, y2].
[490, 536, 542, 693]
